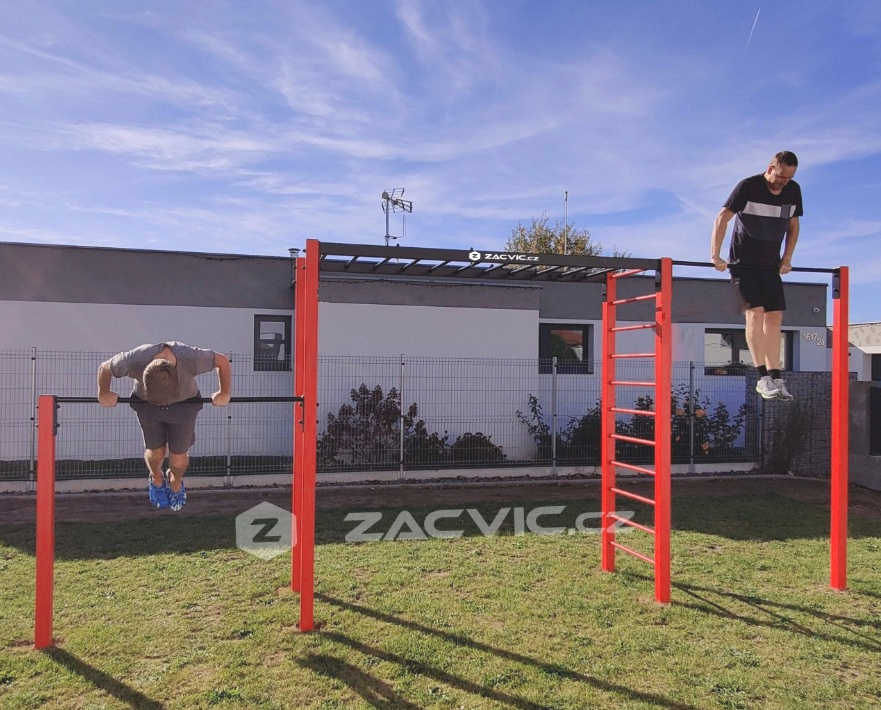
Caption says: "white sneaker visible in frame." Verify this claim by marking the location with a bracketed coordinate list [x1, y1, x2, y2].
[773, 378, 794, 401]
[755, 376, 781, 399]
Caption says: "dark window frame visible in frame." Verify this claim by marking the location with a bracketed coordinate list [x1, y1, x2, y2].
[539, 323, 593, 374]
[254, 314, 292, 371]
[704, 328, 794, 375]
[871, 354, 881, 382]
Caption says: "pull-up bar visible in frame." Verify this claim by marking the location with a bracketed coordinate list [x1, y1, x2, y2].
[34, 393, 304, 649]
[671, 259, 840, 275]
[53, 396, 303, 404]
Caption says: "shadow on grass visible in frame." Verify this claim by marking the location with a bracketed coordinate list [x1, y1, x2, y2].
[44, 647, 165, 709]
[1, 491, 879, 560]
[613, 574, 881, 654]
[298, 654, 424, 710]
[315, 593, 703, 710]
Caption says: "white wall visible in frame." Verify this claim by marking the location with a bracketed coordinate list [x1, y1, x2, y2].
[0, 300, 291, 354]
[317, 303, 541, 460]
[319, 302, 538, 358]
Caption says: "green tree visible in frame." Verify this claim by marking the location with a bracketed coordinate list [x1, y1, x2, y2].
[505, 212, 627, 257]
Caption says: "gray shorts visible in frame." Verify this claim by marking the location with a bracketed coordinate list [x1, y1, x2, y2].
[129, 395, 204, 454]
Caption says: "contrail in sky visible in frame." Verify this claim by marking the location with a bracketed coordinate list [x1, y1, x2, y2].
[746, 8, 760, 49]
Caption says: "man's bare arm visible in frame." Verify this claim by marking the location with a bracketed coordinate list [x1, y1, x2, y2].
[211, 353, 232, 406]
[97, 360, 119, 407]
[711, 208, 735, 271]
[780, 216, 799, 274]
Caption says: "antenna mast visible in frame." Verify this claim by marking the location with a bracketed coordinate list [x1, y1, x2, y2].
[381, 188, 413, 246]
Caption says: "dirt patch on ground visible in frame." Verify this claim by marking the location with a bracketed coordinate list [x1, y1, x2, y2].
[1, 475, 880, 526]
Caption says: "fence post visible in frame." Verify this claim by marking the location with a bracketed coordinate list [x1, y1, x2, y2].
[688, 361, 696, 474]
[28, 347, 38, 494]
[551, 357, 558, 474]
[399, 354, 405, 481]
[224, 352, 233, 487]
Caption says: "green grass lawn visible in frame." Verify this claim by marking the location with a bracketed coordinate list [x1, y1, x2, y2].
[1, 491, 880, 709]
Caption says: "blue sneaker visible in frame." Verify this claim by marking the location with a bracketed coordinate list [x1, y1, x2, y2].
[167, 476, 187, 512]
[148, 477, 170, 509]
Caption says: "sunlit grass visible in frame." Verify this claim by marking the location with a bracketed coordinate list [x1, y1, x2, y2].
[1, 492, 880, 709]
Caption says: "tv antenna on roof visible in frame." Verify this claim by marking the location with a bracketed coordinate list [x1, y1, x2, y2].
[382, 188, 413, 246]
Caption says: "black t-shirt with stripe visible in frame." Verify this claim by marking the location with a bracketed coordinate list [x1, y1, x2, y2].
[723, 173, 803, 267]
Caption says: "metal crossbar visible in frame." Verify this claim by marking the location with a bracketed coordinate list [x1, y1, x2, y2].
[54, 396, 302, 404]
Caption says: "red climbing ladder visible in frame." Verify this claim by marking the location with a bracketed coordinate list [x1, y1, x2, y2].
[601, 258, 672, 603]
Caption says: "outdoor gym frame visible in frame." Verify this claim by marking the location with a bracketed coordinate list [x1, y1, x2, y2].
[32, 239, 848, 647]
[289, 240, 849, 629]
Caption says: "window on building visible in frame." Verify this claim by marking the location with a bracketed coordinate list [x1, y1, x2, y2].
[704, 328, 793, 375]
[871, 387, 881, 455]
[254, 315, 292, 371]
[539, 323, 593, 374]
[871, 354, 881, 382]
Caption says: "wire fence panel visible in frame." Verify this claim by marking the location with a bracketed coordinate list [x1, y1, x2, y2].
[0, 349, 816, 483]
[0, 350, 35, 480]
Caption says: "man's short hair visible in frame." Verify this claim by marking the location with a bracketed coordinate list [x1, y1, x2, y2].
[143, 359, 180, 406]
[775, 151, 798, 167]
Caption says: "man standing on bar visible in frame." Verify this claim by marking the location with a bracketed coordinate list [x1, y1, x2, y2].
[97, 342, 232, 510]
[711, 151, 802, 401]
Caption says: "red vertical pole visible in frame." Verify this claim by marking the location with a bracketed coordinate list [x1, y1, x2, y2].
[830, 266, 849, 590]
[601, 273, 617, 572]
[34, 395, 56, 649]
[298, 241, 320, 631]
[292, 257, 306, 593]
[654, 258, 673, 603]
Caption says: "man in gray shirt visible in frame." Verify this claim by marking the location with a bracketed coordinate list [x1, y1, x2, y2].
[97, 342, 232, 510]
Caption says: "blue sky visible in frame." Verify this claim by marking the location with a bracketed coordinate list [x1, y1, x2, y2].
[2, 1, 880, 322]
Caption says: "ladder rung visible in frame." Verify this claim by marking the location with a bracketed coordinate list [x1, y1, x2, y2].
[610, 487, 656, 506]
[611, 433, 656, 447]
[611, 460, 656, 476]
[611, 323, 655, 333]
[610, 268, 647, 279]
[610, 541, 655, 565]
[611, 353, 655, 359]
[611, 293, 657, 306]
[610, 407, 656, 417]
[611, 380, 656, 387]
[608, 514, 656, 535]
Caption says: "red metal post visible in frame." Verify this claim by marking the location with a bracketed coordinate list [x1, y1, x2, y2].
[298, 241, 320, 631]
[292, 257, 306, 592]
[34, 395, 56, 649]
[653, 258, 673, 603]
[830, 266, 849, 590]
[601, 273, 617, 572]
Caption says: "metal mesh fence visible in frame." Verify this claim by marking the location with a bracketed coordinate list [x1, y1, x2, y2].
[0, 349, 776, 483]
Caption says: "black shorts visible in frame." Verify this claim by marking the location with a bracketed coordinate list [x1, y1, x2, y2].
[129, 395, 204, 454]
[730, 269, 786, 312]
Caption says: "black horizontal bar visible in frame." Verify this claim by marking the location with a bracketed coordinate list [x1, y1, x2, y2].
[53, 396, 303, 404]
[672, 259, 839, 274]
[317, 241, 659, 271]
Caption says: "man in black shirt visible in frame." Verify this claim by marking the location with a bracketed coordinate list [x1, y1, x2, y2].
[710, 151, 803, 401]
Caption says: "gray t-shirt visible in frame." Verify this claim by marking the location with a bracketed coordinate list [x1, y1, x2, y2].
[109, 341, 217, 403]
